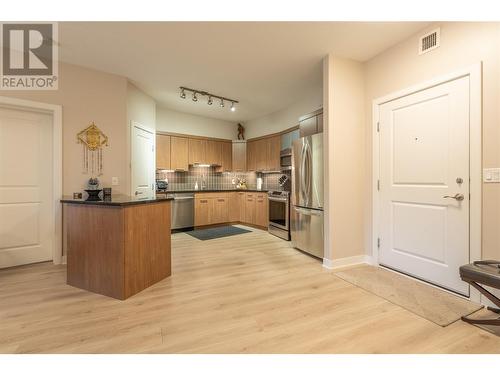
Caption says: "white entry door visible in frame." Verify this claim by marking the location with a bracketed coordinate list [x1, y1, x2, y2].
[378, 75, 470, 296]
[0, 107, 53, 268]
[131, 123, 155, 199]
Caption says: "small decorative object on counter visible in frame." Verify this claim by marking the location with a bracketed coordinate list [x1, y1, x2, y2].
[237, 123, 245, 140]
[77, 122, 109, 176]
[103, 187, 112, 196]
[85, 177, 102, 201]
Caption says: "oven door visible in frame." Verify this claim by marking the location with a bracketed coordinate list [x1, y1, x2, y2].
[268, 197, 289, 230]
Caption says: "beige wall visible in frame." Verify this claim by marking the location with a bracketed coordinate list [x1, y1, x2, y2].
[364, 22, 500, 260]
[323, 55, 366, 262]
[0, 62, 129, 195]
[244, 84, 323, 139]
[156, 106, 237, 140]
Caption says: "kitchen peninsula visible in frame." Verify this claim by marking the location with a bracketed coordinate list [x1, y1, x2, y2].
[61, 195, 173, 300]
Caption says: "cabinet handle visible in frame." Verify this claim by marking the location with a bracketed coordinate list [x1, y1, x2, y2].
[217, 199, 225, 202]
[200, 200, 208, 203]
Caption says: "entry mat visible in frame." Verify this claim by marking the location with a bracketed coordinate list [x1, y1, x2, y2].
[333, 265, 482, 327]
[186, 225, 252, 241]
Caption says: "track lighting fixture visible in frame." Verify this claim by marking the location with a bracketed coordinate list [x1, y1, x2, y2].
[179, 86, 238, 112]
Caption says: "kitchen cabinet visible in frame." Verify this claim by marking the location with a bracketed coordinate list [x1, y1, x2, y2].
[236, 192, 246, 222]
[247, 141, 257, 171]
[229, 192, 240, 222]
[194, 197, 213, 226]
[232, 140, 246, 172]
[255, 139, 268, 171]
[267, 135, 281, 171]
[189, 138, 207, 165]
[244, 193, 256, 224]
[206, 140, 221, 166]
[156, 134, 171, 170]
[220, 141, 232, 171]
[255, 193, 268, 227]
[170, 136, 189, 171]
[212, 195, 229, 224]
[299, 109, 323, 137]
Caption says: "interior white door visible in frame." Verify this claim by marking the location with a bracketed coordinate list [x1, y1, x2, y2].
[0, 107, 53, 268]
[131, 124, 155, 199]
[378, 75, 470, 296]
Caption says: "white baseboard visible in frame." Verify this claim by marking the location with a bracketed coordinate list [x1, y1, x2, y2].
[61, 255, 67, 265]
[322, 255, 373, 270]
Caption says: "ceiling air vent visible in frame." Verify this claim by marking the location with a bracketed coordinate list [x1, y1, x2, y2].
[419, 28, 440, 55]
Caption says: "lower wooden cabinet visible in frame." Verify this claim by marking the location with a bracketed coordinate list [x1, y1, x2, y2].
[194, 192, 268, 228]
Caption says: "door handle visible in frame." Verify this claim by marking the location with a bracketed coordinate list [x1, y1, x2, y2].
[135, 191, 143, 196]
[443, 193, 464, 201]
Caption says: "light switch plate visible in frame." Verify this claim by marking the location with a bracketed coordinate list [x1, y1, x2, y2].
[112, 177, 119, 186]
[483, 168, 500, 183]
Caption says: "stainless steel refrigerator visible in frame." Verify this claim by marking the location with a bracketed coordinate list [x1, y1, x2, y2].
[291, 133, 324, 258]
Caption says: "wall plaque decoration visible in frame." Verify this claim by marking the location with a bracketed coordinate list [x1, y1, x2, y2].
[77, 122, 108, 175]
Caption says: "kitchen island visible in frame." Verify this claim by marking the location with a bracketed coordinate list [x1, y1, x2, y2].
[61, 195, 173, 300]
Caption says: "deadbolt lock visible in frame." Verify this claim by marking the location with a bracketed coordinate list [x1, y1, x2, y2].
[456, 177, 463, 184]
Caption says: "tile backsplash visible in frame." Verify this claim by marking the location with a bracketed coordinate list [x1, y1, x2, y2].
[156, 166, 289, 191]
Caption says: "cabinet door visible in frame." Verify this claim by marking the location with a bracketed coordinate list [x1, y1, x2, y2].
[245, 194, 256, 224]
[246, 141, 257, 171]
[317, 113, 323, 133]
[220, 142, 232, 171]
[255, 195, 268, 227]
[267, 135, 281, 171]
[229, 193, 239, 222]
[206, 140, 221, 166]
[256, 139, 268, 171]
[299, 116, 318, 137]
[237, 192, 246, 222]
[156, 134, 171, 170]
[195, 198, 212, 226]
[189, 138, 207, 165]
[232, 141, 246, 171]
[170, 136, 189, 171]
[213, 196, 229, 224]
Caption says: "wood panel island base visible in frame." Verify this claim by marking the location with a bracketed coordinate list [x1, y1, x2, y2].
[61, 196, 172, 300]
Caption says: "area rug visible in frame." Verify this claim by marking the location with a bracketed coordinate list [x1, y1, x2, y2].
[333, 264, 482, 327]
[186, 225, 252, 241]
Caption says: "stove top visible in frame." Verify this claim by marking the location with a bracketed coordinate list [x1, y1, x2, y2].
[268, 190, 290, 197]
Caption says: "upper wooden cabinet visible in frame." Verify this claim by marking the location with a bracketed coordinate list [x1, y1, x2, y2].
[188, 138, 207, 165]
[156, 134, 171, 170]
[170, 136, 189, 171]
[232, 141, 246, 172]
[267, 135, 281, 171]
[220, 142, 232, 171]
[246, 141, 257, 171]
[206, 140, 221, 166]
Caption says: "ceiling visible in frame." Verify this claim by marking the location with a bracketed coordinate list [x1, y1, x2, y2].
[59, 22, 430, 122]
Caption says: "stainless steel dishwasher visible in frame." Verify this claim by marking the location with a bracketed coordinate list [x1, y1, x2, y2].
[167, 193, 194, 230]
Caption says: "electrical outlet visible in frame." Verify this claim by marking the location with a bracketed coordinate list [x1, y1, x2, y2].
[483, 168, 500, 183]
[112, 177, 119, 186]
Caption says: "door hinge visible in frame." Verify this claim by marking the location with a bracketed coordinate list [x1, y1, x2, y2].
[377, 180, 380, 191]
[377, 238, 381, 248]
[377, 122, 380, 132]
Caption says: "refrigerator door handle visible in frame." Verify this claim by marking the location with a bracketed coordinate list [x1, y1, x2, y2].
[293, 206, 323, 216]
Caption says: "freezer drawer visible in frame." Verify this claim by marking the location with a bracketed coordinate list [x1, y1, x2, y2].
[291, 205, 324, 259]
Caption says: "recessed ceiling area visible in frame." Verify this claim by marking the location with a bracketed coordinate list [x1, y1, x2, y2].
[59, 22, 430, 122]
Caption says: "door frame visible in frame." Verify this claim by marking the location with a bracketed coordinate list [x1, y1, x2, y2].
[129, 121, 156, 197]
[0, 96, 63, 265]
[371, 63, 482, 303]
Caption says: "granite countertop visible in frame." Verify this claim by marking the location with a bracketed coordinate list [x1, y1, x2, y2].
[61, 194, 173, 206]
[156, 189, 270, 194]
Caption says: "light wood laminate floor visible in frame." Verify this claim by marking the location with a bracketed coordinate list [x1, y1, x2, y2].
[1, 227, 499, 353]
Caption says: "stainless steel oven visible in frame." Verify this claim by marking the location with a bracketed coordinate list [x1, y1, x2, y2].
[268, 190, 290, 240]
[280, 148, 292, 171]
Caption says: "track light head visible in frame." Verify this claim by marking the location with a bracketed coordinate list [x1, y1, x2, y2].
[220, 99, 224, 108]
[180, 88, 186, 99]
[230, 102, 236, 112]
[192, 92, 198, 102]
[208, 96, 213, 105]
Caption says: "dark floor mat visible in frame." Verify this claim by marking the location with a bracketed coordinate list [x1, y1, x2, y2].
[186, 225, 252, 240]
